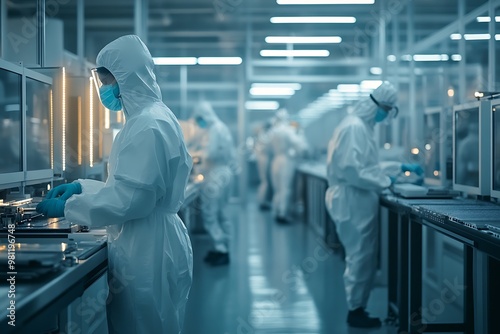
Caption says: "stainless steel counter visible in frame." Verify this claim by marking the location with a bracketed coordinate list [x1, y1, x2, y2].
[0, 182, 202, 333]
[296, 161, 327, 181]
[0, 236, 107, 334]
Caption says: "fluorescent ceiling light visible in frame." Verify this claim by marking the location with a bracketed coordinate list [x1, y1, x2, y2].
[413, 54, 449, 61]
[197, 57, 242, 65]
[464, 34, 490, 40]
[496, 34, 500, 40]
[451, 54, 462, 61]
[451, 33, 492, 41]
[270, 16, 356, 24]
[476, 16, 500, 22]
[387, 55, 397, 62]
[277, 0, 375, 4]
[370, 67, 382, 75]
[251, 83, 302, 90]
[337, 84, 360, 93]
[360, 80, 382, 89]
[153, 57, 197, 65]
[260, 50, 330, 57]
[249, 87, 296, 96]
[265, 36, 342, 44]
[245, 101, 280, 110]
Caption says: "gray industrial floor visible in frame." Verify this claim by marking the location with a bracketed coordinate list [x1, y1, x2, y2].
[183, 192, 463, 334]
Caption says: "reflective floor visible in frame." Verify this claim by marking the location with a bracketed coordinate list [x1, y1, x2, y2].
[183, 193, 398, 334]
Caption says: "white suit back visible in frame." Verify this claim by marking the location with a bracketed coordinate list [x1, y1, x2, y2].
[65, 35, 193, 334]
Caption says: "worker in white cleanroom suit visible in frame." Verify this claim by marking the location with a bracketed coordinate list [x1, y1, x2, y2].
[269, 109, 308, 223]
[254, 119, 274, 210]
[325, 81, 422, 328]
[183, 101, 236, 266]
[37, 35, 193, 334]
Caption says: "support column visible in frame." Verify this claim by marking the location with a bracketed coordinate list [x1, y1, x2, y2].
[77, 0, 85, 75]
[489, 0, 496, 92]
[0, 0, 6, 59]
[180, 65, 188, 119]
[37, 0, 46, 67]
[392, 14, 401, 145]
[408, 0, 417, 145]
[458, 0, 466, 103]
[379, 0, 387, 81]
[134, 0, 149, 44]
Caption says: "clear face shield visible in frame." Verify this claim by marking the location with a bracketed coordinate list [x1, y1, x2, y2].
[370, 94, 399, 123]
[90, 68, 122, 111]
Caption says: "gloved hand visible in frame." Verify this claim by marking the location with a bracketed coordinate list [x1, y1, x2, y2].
[401, 163, 424, 176]
[46, 182, 82, 200]
[36, 199, 66, 218]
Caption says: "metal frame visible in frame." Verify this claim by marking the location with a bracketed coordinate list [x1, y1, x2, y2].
[0, 59, 54, 190]
[0, 59, 24, 189]
[424, 106, 452, 187]
[452, 100, 491, 196]
[33, 67, 65, 179]
[490, 98, 500, 199]
[24, 67, 53, 183]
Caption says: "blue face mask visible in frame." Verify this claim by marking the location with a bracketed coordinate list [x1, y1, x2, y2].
[196, 117, 207, 128]
[99, 83, 122, 111]
[374, 108, 388, 123]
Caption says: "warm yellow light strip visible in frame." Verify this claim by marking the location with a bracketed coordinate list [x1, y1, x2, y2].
[77, 96, 82, 165]
[50, 89, 54, 169]
[89, 77, 94, 168]
[99, 106, 103, 159]
[105, 108, 110, 129]
[117, 110, 122, 123]
[62, 67, 66, 171]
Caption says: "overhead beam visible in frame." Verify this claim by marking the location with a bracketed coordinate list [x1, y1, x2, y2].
[0, 0, 5, 58]
[159, 82, 239, 90]
[165, 100, 239, 108]
[248, 75, 383, 83]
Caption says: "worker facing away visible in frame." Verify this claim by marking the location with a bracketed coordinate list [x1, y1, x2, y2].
[37, 35, 194, 334]
[268, 109, 308, 223]
[325, 81, 423, 328]
[254, 119, 275, 210]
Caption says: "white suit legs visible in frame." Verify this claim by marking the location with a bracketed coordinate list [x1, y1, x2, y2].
[256, 154, 271, 205]
[271, 154, 296, 218]
[328, 187, 379, 310]
[201, 166, 232, 253]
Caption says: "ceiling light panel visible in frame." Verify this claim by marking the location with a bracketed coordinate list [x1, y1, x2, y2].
[277, 0, 375, 4]
[265, 36, 342, 44]
[270, 16, 356, 24]
[260, 50, 330, 57]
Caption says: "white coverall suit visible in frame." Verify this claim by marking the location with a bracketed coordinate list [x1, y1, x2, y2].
[269, 121, 308, 219]
[65, 35, 193, 334]
[184, 102, 236, 253]
[254, 124, 273, 206]
[325, 90, 401, 311]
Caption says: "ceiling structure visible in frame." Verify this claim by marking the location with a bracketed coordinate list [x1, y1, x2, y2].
[5, 0, 497, 122]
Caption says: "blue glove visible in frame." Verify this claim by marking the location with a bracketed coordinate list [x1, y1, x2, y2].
[46, 182, 82, 201]
[36, 199, 66, 218]
[401, 163, 424, 176]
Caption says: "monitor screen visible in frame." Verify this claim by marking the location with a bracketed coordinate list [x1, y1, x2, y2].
[493, 104, 500, 192]
[454, 108, 480, 187]
[26, 77, 51, 171]
[0, 68, 22, 173]
[424, 112, 441, 181]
